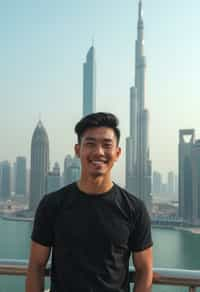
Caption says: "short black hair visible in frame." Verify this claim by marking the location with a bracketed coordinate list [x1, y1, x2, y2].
[75, 112, 120, 145]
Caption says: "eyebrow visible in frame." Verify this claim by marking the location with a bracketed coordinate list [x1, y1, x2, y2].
[84, 137, 113, 143]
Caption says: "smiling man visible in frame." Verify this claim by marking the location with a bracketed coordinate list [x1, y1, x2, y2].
[26, 112, 153, 292]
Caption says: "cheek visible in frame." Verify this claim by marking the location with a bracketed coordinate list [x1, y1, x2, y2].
[79, 149, 89, 160]
[106, 153, 116, 163]
[112, 153, 119, 162]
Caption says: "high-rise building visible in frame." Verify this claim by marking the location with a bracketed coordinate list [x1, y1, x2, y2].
[178, 129, 194, 224]
[29, 121, 49, 211]
[15, 156, 27, 196]
[63, 155, 81, 185]
[191, 140, 200, 224]
[83, 45, 96, 116]
[174, 174, 178, 195]
[63, 154, 73, 186]
[161, 183, 167, 194]
[47, 162, 61, 193]
[126, 0, 152, 212]
[70, 156, 81, 183]
[152, 171, 162, 194]
[168, 171, 175, 194]
[63, 156, 81, 185]
[0, 161, 11, 200]
[12, 162, 16, 194]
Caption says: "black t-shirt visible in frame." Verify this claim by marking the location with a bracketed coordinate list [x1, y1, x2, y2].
[32, 183, 153, 292]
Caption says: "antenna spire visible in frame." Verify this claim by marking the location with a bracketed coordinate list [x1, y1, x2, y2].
[92, 35, 95, 47]
[138, 0, 143, 21]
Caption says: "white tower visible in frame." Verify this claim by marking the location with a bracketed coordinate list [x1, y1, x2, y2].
[126, 0, 152, 212]
[83, 45, 96, 116]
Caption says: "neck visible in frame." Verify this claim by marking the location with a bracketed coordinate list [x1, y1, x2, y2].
[77, 175, 113, 194]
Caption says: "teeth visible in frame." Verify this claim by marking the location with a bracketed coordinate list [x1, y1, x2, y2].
[92, 160, 106, 164]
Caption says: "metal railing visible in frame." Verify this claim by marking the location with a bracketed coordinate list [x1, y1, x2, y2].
[1, 259, 200, 291]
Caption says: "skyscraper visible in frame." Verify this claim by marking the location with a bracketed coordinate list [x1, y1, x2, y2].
[83, 45, 96, 116]
[174, 174, 178, 195]
[191, 140, 200, 224]
[0, 161, 11, 200]
[126, 0, 152, 212]
[29, 121, 49, 211]
[15, 156, 27, 196]
[152, 171, 162, 194]
[63, 154, 73, 186]
[178, 129, 200, 225]
[70, 156, 81, 183]
[47, 162, 61, 193]
[63, 155, 81, 185]
[168, 171, 175, 194]
[178, 129, 194, 223]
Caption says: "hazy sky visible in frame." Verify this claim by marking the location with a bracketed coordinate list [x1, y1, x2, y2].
[1, 0, 200, 185]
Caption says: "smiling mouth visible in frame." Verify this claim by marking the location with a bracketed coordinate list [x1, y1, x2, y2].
[90, 160, 107, 166]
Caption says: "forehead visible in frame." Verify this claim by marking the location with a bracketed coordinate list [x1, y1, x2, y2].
[81, 127, 116, 142]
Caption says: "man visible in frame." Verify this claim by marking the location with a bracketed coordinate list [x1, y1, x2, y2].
[26, 112, 153, 292]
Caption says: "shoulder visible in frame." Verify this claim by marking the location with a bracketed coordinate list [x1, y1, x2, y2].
[113, 183, 146, 216]
[32, 183, 78, 246]
[37, 182, 77, 214]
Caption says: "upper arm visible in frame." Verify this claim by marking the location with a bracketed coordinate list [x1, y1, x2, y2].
[132, 247, 153, 272]
[28, 240, 51, 268]
[129, 200, 153, 252]
[31, 195, 55, 246]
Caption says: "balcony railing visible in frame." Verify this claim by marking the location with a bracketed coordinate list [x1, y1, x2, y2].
[0, 259, 200, 291]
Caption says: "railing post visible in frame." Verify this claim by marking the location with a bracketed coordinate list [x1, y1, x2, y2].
[189, 287, 196, 292]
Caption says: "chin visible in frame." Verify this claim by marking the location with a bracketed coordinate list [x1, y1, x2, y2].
[90, 171, 105, 178]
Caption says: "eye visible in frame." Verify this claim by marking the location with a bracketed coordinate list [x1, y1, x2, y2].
[86, 142, 95, 146]
[103, 143, 113, 149]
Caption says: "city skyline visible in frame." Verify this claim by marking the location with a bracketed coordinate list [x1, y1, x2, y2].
[1, 0, 200, 185]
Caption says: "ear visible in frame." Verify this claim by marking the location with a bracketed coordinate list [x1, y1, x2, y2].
[115, 147, 122, 161]
[74, 144, 80, 158]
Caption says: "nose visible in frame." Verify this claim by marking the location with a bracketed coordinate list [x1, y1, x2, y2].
[94, 144, 104, 155]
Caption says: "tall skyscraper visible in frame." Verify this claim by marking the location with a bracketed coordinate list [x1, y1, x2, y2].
[83, 45, 96, 116]
[126, 0, 152, 211]
[12, 162, 16, 194]
[174, 174, 178, 195]
[29, 121, 49, 211]
[70, 156, 81, 183]
[152, 171, 162, 194]
[179, 129, 200, 225]
[15, 156, 27, 196]
[63, 156, 81, 185]
[47, 162, 61, 193]
[63, 154, 73, 186]
[168, 171, 175, 194]
[0, 161, 11, 200]
[191, 140, 200, 224]
[178, 129, 194, 223]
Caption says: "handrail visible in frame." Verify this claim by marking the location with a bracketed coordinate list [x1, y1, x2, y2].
[0, 259, 200, 291]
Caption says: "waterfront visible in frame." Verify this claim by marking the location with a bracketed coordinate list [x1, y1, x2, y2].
[0, 218, 200, 291]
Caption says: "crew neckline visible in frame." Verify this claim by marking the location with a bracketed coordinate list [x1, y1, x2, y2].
[74, 182, 115, 198]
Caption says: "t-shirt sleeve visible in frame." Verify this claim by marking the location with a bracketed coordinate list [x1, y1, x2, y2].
[128, 200, 153, 252]
[31, 194, 54, 247]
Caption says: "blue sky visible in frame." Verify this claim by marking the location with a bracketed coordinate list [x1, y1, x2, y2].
[1, 0, 200, 185]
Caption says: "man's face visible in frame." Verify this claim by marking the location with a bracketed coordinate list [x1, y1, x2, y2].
[75, 127, 121, 178]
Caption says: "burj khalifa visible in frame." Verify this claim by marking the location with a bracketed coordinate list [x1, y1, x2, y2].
[126, 0, 152, 212]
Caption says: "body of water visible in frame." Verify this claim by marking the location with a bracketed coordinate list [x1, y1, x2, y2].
[0, 218, 200, 291]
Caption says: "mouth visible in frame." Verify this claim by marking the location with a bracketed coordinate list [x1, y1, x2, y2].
[89, 159, 108, 166]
